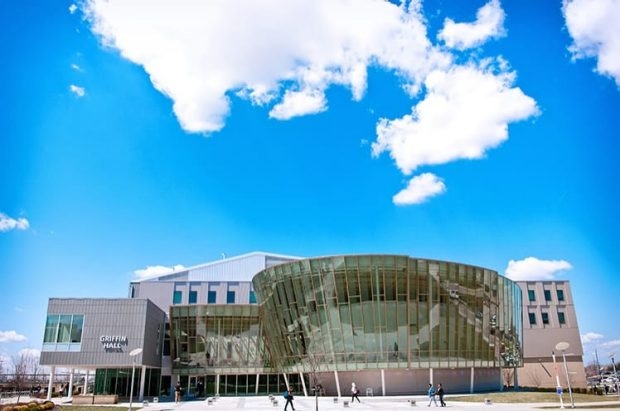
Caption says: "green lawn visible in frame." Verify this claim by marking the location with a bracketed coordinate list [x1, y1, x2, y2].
[447, 391, 619, 404]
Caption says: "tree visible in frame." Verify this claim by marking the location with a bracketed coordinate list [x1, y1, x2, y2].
[11, 350, 41, 403]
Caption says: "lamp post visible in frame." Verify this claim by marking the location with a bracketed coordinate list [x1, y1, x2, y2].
[551, 350, 565, 409]
[555, 342, 574, 409]
[610, 354, 620, 398]
[129, 348, 143, 411]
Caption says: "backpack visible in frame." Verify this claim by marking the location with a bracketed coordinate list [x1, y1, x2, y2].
[283, 390, 289, 399]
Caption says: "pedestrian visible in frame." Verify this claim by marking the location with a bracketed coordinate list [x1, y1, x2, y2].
[427, 383, 438, 407]
[175, 382, 182, 403]
[437, 383, 446, 407]
[284, 388, 295, 411]
[351, 382, 361, 403]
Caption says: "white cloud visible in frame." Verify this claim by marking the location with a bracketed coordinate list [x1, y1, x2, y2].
[438, 0, 506, 50]
[134, 264, 186, 279]
[69, 84, 86, 97]
[563, 0, 620, 86]
[393, 172, 446, 205]
[372, 62, 539, 175]
[0, 331, 28, 343]
[269, 88, 327, 120]
[71, 63, 82, 71]
[504, 257, 573, 281]
[0, 213, 29, 232]
[18, 348, 40, 358]
[69, 4, 78, 14]
[82, 0, 450, 134]
[582, 332, 604, 344]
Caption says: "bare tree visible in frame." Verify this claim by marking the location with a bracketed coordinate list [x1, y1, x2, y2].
[11, 350, 41, 402]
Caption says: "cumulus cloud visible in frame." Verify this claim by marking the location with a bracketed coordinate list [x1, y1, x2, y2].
[582, 332, 604, 344]
[0, 331, 28, 343]
[134, 264, 186, 279]
[563, 0, 620, 86]
[438, 0, 506, 50]
[0, 213, 29, 232]
[504, 257, 573, 281]
[69, 4, 78, 14]
[69, 84, 86, 97]
[393, 172, 446, 205]
[81, 0, 536, 205]
[82, 0, 449, 134]
[18, 348, 41, 358]
[372, 62, 539, 175]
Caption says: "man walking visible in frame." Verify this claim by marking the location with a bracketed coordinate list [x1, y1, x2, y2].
[284, 388, 295, 411]
[437, 383, 446, 407]
[427, 383, 438, 407]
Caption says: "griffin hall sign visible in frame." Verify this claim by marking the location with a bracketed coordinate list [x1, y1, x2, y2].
[100, 335, 128, 352]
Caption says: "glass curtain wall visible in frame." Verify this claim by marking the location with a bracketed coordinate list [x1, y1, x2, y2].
[253, 255, 523, 373]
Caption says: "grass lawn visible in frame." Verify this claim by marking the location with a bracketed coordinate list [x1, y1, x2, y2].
[448, 391, 619, 404]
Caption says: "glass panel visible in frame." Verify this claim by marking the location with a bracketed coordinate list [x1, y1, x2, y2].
[44, 315, 59, 343]
[58, 315, 72, 343]
[70, 315, 84, 343]
[173, 291, 182, 304]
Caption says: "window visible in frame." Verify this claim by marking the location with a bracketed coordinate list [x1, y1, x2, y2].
[528, 290, 535, 302]
[189, 290, 198, 304]
[227, 291, 236, 304]
[558, 312, 566, 324]
[544, 290, 551, 301]
[43, 314, 84, 344]
[542, 312, 549, 324]
[557, 289, 565, 302]
[528, 313, 536, 325]
[249, 290, 257, 304]
[173, 291, 182, 304]
[207, 291, 216, 303]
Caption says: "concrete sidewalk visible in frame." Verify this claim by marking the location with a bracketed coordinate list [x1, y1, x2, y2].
[113, 395, 620, 411]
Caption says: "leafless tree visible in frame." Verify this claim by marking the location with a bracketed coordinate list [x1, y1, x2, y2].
[11, 350, 41, 402]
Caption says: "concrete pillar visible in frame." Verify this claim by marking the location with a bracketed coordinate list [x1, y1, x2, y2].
[46, 366, 56, 401]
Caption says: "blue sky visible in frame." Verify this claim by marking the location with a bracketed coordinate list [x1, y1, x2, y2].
[1, 0, 619, 370]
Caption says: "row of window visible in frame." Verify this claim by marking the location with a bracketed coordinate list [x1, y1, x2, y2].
[528, 311, 566, 326]
[43, 314, 84, 343]
[172, 290, 257, 305]
[527, 288, 565, 302]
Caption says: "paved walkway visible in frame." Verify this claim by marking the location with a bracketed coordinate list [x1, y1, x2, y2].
[114, 395, 620, 411]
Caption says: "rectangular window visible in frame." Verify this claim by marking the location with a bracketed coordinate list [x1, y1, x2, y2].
[227, 291, 235, 304]
[207, 291, 216, 303]
[173, 291, 182, 304]
[70, 315, 84, 343]
[44, 315, 60, 343]
[528, 313, 536, 325]
[557, 289, 565, 302]
[542, 312, 549, 324]
[189, 290, 198, 304]
[528, 290, 535, 302]
[544, 290, 551, 301]
[558, 312, 566, 324]
[249, 290, 257, 304]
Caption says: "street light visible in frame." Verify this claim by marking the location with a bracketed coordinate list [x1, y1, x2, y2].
[610, 354, 620, 398]
[555, 342, 574, 409]
[129, 348, 143, 411]
[551, 350, 565, 409]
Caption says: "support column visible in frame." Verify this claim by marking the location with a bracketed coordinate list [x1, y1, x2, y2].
[299, 371, 308, 396]
[139, 365, 146, 401]
[334, 370, 341, 398]
[470, 367, 474, 393]
[381, 369, 386, 396]
[255, 373, 260, 395]
[47, 366, 56, 401]
[84, 370, 90, 395]
[68, 369, 74, 400]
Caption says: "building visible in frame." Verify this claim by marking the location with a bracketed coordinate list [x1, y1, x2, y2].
[38, 252, 581, 401]
[516, 281, 587, 389]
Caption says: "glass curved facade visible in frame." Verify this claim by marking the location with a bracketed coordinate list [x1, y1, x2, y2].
[253, 255, 522, 374]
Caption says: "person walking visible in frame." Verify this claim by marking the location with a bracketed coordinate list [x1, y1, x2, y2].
[427, 383, 438, 407]
[437, 383, 446, 407]
[284, 388, 295, 411]
[351, 382, 361, 403]
[174, 382, 182, 403]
